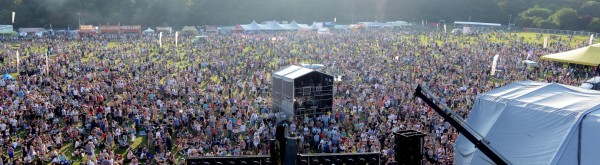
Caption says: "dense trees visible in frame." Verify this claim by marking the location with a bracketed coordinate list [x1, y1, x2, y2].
[0, 0, 598, 31]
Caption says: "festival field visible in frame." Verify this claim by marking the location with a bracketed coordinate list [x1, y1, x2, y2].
[0, 30, 595, 165]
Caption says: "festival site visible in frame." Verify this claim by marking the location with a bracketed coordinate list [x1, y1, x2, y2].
[2, 1, 600, 165]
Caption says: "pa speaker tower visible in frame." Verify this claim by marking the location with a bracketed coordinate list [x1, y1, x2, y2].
[394, 130, 426, 165]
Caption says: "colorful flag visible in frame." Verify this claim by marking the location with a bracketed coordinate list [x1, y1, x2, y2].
[16, 50, 19, 72]
[444, 24, 447, 33]
[46, 51, 49, 74]
[159, 32, 163, 47]
[491, 55, 499, 76]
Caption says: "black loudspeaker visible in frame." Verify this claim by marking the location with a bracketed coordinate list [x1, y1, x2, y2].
[297, 152, 380, 165]
[284, 137, 298, 165]
[394, 130, 426, 165]
[276, 125, 286, 164]
[186, 156, 269, 165]
[270, 139, 280, 165]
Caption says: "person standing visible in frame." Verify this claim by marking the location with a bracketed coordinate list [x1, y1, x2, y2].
[7, 146, 14, 161]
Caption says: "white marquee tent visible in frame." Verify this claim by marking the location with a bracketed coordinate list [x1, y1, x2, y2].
[287, 20, 311, 30]
[455, 81, 600, 165]
[240, 21, 265, 31]
[142, 28, 154, 34]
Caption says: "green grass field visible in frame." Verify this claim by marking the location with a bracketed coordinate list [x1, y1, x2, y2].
[0, 31, 594, 164]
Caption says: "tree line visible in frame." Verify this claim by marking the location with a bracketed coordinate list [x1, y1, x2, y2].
[0, 0, 598, 31]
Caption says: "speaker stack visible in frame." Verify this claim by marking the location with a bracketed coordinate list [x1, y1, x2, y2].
[394, 130, 426, 165]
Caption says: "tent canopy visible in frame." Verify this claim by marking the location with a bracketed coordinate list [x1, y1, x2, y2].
[143, 28, 154, 33]
[180, 26, 198, 34]
[540, 43, 600, 66]
[455, 81, 600, 165]
[265, 21, 288, 30]
[240, 20, 264, 31]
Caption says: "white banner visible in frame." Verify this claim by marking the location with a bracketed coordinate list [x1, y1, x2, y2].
[0, 25, 13, 33]
[159, 32, 163, 48]
[491, 54, 499, 76]
[543, 37, 548, 48]
[175, 31, 178, 47]
[11, 12, 15, 24]
[590, 34, 594, 45]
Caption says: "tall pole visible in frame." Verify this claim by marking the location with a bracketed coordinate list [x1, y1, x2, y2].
[78, 13, 81, 27]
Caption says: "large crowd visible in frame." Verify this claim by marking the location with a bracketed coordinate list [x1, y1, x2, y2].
[0, 28, 595, 165]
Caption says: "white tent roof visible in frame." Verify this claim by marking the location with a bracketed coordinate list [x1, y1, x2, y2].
[286, 20, 311, 30]
[287, 20, 300, 29]
[455, 81, 600, 165]
[143, 28, 154, 33]
[240, 20, 265, 31]
[273, 65, 303, 78]
[265, 21, 289, 30]
[284, 68, 313, 80]
[454, 21, 501, 27]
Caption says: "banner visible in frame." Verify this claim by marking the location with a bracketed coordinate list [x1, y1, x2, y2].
[12, 12, 15, 24]
[590, 34, 595, 45]
[99, 25, 120, 33]
[0, 25, 13, 33]
[121, 25, 141, 33]
[79, 25, 94, 31]
[159, 32, 163, 47]
[156, 27, 172, 33]
[491, 55, 499, 76]
[175, 31, 179, 47]
[543, 37, 548, 48]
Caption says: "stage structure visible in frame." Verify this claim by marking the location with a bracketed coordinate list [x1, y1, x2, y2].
[271, 65, 334, 120]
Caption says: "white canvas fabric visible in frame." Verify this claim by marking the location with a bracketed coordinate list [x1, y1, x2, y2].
[455, 81, 600, 165]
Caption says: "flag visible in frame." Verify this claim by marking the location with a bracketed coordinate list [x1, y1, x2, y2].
[491, 55, 499, 76]
[159, 32, 163, 47]
[444, 24, 447, 33]
[543, 37, 548, 48]
[175, 31, 179, 47]
[46, 51, 49, 74]
[16, 50, 19, 72]
[11, 12, 15, 24]
[590, 34, 595, 45]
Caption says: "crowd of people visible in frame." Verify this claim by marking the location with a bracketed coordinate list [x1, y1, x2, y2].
[0, 28, 595, 165]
